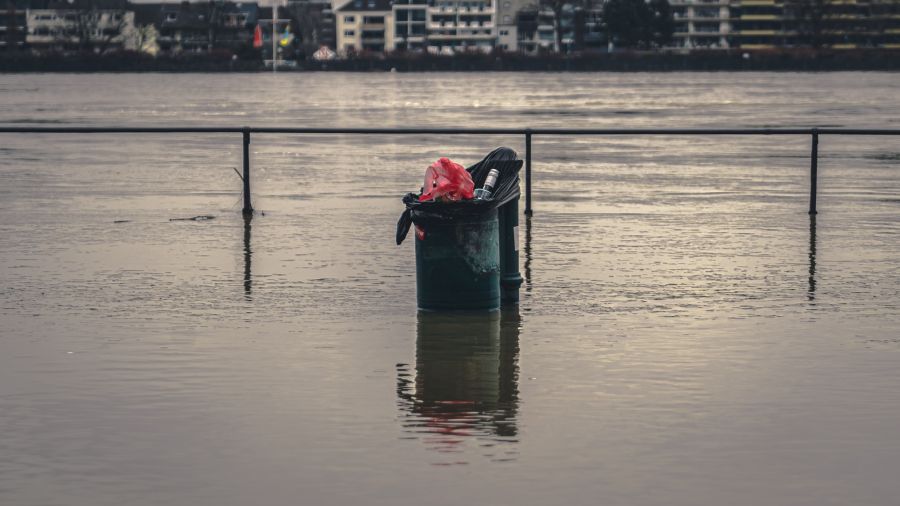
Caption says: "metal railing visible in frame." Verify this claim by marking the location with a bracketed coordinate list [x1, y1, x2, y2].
[2, 126, 899, 216]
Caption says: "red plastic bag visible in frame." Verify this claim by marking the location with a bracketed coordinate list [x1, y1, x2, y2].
[419, 157, 474, 202]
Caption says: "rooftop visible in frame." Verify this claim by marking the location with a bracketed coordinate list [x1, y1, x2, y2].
[336, 0, 394, 13]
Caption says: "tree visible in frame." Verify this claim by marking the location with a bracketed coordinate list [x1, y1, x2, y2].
[648, 0, 674, 47]
[285, 1, 335, 60]
[541, 0, 568, 53]
[603, 0, 673, 49]
[124, 23, 159, 55]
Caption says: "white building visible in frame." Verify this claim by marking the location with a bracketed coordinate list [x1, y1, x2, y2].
[670, 0, 732, 50]
[336, 0, 395, 54]
[495, 0, 532, 51]
[426, 0, 497, 54]
[27, 9, 135, 52]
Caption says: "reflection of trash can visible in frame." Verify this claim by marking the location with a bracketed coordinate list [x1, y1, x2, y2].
[415, 208, 500, 311]
[396, 148, 523, 312]
[395, 309, 521, 447]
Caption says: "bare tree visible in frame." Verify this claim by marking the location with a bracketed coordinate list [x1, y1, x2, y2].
[286, 2, 335, 59]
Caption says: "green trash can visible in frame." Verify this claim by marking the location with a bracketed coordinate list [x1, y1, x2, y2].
[414, 207, 500, 311]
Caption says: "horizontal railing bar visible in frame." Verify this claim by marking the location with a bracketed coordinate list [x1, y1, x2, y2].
[0, 127, 247, 134]
[2, 126, 900, 136]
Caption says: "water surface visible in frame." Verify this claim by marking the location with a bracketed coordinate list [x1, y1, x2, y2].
[1, 72, 899, 506]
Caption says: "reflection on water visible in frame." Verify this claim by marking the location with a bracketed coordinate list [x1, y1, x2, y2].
[808, 214, 817, 302]
[524, 215, 533, 292]
[397, 309, 520, 464]
[243, 214, 252, 300]
[2, 73, 900, 506]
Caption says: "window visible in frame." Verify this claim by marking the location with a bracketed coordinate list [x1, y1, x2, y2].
[396, 10, 408, 21]
[411, 10, 425, 21]
[499, 29, 508, 36]
[344, 30, 356, 36]
[503, 15, 510, 23]
[344, 15, 355, 23]
[363, 16, 384, 24]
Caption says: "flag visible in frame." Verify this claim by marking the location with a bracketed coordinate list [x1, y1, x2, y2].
[279, 26, 294, 47]
[252, 24, 263, 48]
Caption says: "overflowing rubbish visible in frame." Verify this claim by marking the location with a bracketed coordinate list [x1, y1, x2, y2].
[396, 147, 522, 245]
[473, 168, 500, 200]
[420, 157, 474, 203]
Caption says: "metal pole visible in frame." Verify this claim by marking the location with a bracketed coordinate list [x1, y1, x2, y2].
[499, 196, 523, 305]
[242, 127, 253, 215]
[271, 8, 277, 74]
[810, 129, 818, 215]
[524, 130, 532, 216]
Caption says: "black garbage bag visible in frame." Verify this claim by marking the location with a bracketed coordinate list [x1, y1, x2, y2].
[396, 147, 523, 245]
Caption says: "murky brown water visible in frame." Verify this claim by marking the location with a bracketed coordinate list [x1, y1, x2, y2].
[1, 72, 900, 506]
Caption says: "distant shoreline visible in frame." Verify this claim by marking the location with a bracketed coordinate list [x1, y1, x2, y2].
[3, 50, 899, 72]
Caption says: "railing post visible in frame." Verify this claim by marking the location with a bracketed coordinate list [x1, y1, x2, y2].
[242, 127, 253, 215]
[524, 129, 532, 216]
[809, 129, 818, 215]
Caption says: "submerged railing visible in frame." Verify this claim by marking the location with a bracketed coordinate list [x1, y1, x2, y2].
[2, 126, 899, 216]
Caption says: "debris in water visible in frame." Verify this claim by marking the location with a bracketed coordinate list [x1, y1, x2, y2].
[113, 220, 131, 224]
[169, 215, 216, 222]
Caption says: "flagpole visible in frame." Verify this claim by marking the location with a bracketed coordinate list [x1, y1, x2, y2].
[272, 0, 277, 74]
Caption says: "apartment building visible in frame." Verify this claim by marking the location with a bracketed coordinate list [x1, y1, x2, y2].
[336, 0, 394, 53]
[496, 0, 532, 50]
[26, 8, 135, 52]
[733, 0, 900, 49]
[1, 1, 27, 51]
[734, 0, 782, 49]
[393, 0, 427, 51]
[670, 0, 733, 49]
[515, 7, 555, 52]
[426, 0, 497, 54]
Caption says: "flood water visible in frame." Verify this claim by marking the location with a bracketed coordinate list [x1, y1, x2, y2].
[1, 72, 899, 506]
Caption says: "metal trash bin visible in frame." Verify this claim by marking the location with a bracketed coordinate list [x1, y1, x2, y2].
[414, 207, 500, 311]
[396, 148, 523, 312]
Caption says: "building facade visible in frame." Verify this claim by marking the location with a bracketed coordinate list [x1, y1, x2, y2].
[733, 0, 900, 50]
[426, 0, 497, 54]
[393, 0, 427, 51]
[26, 8, 135, 52]
[495, 0, 533, 50]
[1, 1, 28, 51]
[671, 0, 733, 49]
[336, 0, 395, 53]
[515, 6, 555, 53]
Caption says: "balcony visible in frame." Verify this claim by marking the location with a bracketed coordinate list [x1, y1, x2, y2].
[426, 32, 495, 40]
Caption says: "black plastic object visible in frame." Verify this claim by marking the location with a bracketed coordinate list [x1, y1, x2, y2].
[396, 147, 523, 245]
